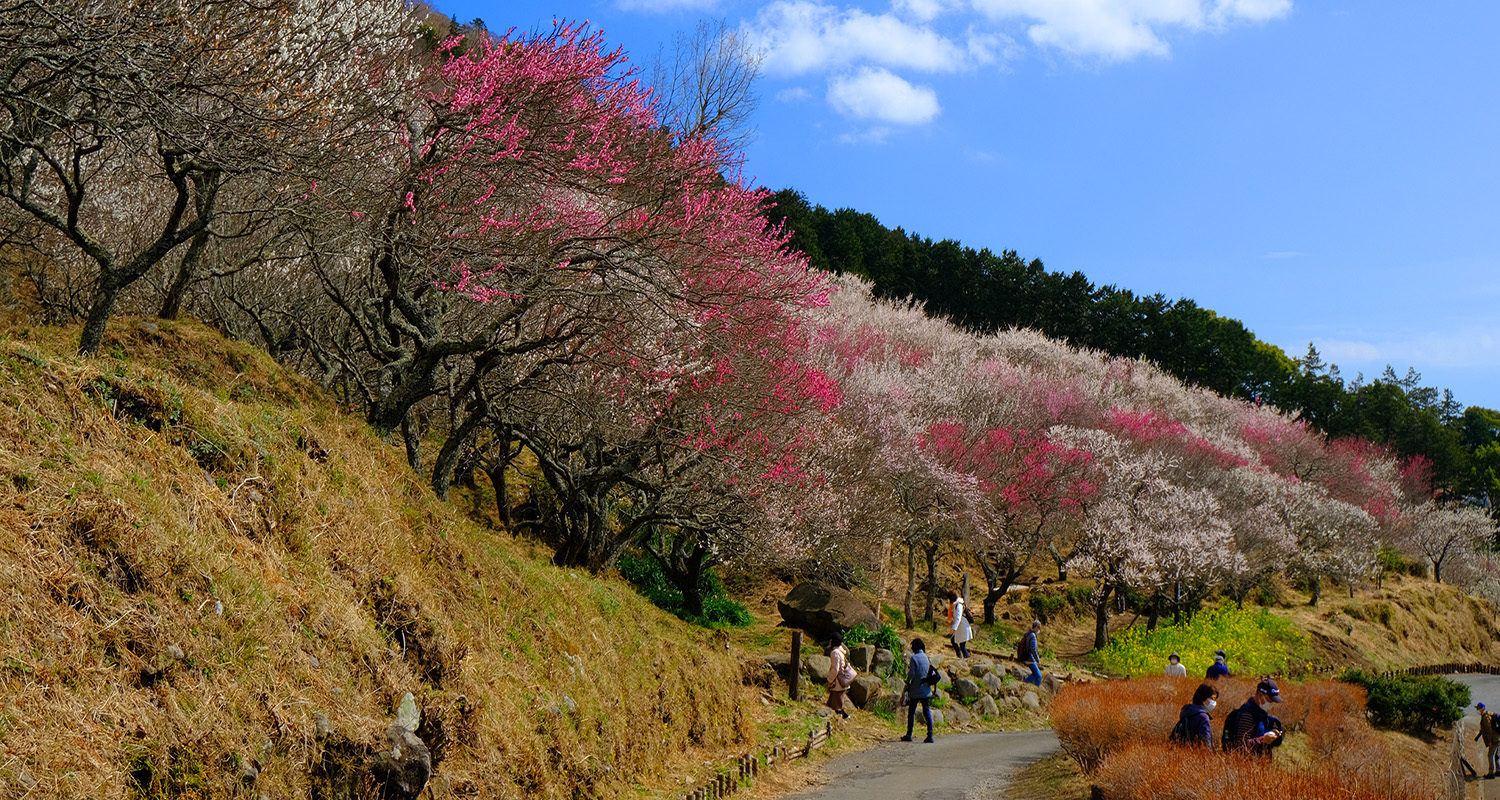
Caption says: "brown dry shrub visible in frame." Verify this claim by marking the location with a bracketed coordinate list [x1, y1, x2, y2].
[1096, 743, 1437, 800]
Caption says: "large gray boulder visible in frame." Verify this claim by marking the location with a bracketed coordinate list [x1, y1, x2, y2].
[969, 660, 995, 677]
[1022, 691, 1040, 710]
[873, 648, 895, 676]
[807, 654, 832, 685]
[982, 672, 1005, 696]
[947, 705, 972, 726]
[848, 675, 884, 708]
[950, 677, 981, 701]
[976, 695, 1000, 718]
[777, 582, 879, 638]
[849, 644, 876, 671]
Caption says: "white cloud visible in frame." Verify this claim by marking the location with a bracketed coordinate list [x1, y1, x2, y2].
[1317, 324, 1500, 370]
[839, 127, 894, 144]
[827, 67, 941, 124]
[968, 0, 1292, 60]
[776, 86, 813, 102]
[746, 1, 975, 75]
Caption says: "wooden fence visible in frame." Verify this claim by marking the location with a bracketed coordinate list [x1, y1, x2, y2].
[680, 721, 833, 800]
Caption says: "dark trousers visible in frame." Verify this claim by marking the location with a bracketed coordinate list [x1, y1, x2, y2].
[906, 697, 933, 738]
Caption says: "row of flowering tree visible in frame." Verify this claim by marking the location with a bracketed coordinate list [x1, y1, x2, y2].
[802, 275, 1494, 647]
[4, 4, 1494, 635]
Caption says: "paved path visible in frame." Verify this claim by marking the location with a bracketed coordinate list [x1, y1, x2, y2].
[778, 730, 1060, 800]
[1452, 673, 1500, 800]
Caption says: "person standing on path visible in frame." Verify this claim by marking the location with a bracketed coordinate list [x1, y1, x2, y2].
[1225, 678, 1284, 757]
[946, 590, 972, 659]
[1206, 649, 1229, 679]
[1173, 683, 1219, 749]
[1021, 620, 1043, 686]
[826, 632, 855, 720]
[1476, 702, 1500, 777]
[902, 638, 935, 743]
[1165, 652, 1187, 677]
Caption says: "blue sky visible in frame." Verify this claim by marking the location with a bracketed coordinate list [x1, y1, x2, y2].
[435, 0, 1500, 410]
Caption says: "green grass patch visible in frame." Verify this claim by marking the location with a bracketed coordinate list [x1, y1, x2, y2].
[1095, 603, 1313, 677]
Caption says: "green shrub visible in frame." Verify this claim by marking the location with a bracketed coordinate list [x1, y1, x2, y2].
[615, 553, 752, 628]
[1094, 603, 1313, 678]
[1339, 669, 1469, 731]
[1029, 586, 1091, 623]
[844, 623, 902, 653]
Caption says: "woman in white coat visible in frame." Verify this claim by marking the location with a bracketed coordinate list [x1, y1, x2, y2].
[945, 589, 972, 658]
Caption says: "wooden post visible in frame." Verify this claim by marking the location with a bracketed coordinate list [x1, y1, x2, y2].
[789, 631, 803, 701]
[962, 572, 970, 607]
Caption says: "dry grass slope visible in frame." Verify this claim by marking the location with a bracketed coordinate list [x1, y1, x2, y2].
[0, 320, 752, 798]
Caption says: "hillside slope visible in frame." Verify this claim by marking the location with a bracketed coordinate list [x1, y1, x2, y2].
[0, 320, 750, 799]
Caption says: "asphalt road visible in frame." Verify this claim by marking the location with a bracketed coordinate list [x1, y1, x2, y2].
[777, 730, 1060, 800]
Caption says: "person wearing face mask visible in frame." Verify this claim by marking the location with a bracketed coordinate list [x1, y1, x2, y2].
[1164, 652, 1187, 677]
[1205, 649, 1229, 679]
[1171, 683, 1220, 749]
[1224, 678, 1285, 756]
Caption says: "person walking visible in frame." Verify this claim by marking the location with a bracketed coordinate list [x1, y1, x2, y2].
[1224, 678, 1284, 757]
[1165, 652, 1187, 677]
[1172, 683, 1219, 749]
[1475, 702, 1500, 777]
[1021, 620, 1043, 686]
[826, 632, 855, 720]
[946, 590, 972, 658]
[1206, 649, 1229, 679]
[902, 638, 935, 743]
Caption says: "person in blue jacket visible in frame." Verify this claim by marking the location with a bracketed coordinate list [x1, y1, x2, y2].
[1174, 683, 1220, 749]
[1021, 620, 1043, 686]
[902, 638, 935, 743]
[1225, 679, 1285, 757]
[1205, 649, 1229, 679]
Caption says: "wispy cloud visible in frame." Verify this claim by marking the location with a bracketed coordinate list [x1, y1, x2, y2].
[970, 0, 1292, 61]
[776, 86, 813, 102]
[747, 1, 978, 75]
[1317, 324, 1500, 370]
[737, 0, 1292, 128]
[828, 67, 941, 124]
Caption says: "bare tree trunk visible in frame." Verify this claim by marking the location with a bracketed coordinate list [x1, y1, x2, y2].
[904, 544, 916, 630]
[1307, 574, 1321, 607]
[923, 540, 939, 626]
[1093, 584, 1112, 650]
[401, 412, 424, 476]
[158, 224, 211, 319]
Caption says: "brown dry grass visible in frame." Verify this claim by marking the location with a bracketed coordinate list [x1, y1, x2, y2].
[0, 319, 755, 798]
[1054, 676, 1446, 799]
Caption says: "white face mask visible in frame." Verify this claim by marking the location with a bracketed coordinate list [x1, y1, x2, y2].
[1259, 701, 1274, 713]
[1169, 658, 1178, 665]
[1203, 699, 1216, 711]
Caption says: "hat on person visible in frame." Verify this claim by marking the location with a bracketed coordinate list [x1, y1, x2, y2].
[1214, 649, 1227, 660]
[1169, 652, 1180, 661]
[1479, 702, 1487, 710]
[1256, 678, 1283, 702]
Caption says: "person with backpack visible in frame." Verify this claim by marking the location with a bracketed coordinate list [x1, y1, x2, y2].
[826, 631, 855, 720]
[902, 638, 936, 743]
[1223, 678, 1284, 757]
[1206, 649, 1229, 679]
[945, 590, 973, 658]
[1170, 683, 1220, 749]
[1020, 620, 1043, 686]
[1475, 702, 1499, 777]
